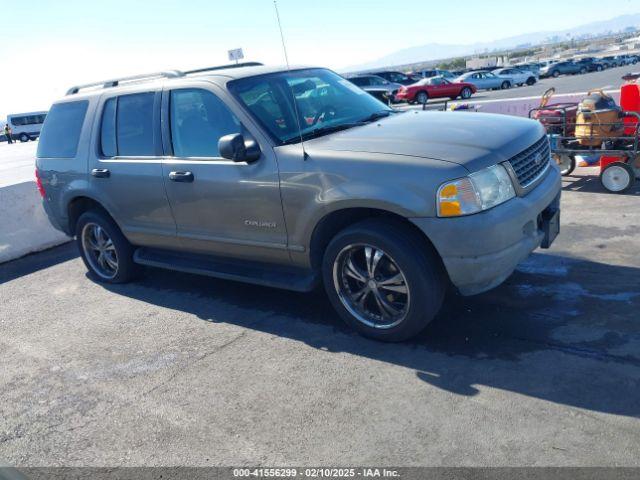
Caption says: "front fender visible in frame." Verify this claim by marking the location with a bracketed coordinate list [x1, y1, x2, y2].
[294, 181, 434, 254]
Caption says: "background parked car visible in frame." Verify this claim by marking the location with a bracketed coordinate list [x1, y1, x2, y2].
[514, 63, 541, 75]
[395, 76, 476, 104]
[370, 70, 416, 85]
[492, 67, 538, 86]
[455, 71, 513, 90]
[600, 56, 619, 68]
[412, 69, 456, 80]
[574, 57, 606, 72]
[615, 55, 637, 66]
[348, 75, 402, 102]
[539, 61, 585, 78]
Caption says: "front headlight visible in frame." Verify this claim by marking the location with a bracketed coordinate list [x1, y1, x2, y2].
[437, 164, 516, 217]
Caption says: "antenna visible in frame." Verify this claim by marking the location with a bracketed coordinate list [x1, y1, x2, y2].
[273, 0, 308, 160]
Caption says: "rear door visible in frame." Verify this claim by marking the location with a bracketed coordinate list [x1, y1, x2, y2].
[89, 89, 178, 249]
[160, 83, 289, 263]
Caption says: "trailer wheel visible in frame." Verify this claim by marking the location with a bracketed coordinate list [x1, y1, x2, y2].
[554, 154, 576, 176]
[600, 162, 635, 193]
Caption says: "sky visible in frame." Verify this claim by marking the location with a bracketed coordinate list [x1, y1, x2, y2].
[0, 0, 639, 120]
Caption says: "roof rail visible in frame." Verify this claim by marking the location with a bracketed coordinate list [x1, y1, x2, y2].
[183, 62, 263, 75]
[65, 62, 264, 95]
[66, 70, 184, 95]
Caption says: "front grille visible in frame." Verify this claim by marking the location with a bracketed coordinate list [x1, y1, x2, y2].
[507, 136, 550, 188]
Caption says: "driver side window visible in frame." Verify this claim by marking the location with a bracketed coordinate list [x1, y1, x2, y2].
[169, 89, 242, 158]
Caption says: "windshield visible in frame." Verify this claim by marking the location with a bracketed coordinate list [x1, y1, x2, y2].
[228, 68, 393, 145]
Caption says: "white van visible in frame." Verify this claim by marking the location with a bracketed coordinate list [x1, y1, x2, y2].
[7, 111, 48, 142]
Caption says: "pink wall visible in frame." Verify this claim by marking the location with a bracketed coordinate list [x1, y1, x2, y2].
[468, 91, 621, 118]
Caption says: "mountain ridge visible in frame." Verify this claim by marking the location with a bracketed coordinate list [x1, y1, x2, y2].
[345, 13, 640, 72]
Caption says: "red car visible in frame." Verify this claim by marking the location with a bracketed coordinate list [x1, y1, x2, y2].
[395, 76, 477, 104]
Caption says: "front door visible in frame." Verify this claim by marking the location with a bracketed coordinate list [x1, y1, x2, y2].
[161, 86, 289, 264]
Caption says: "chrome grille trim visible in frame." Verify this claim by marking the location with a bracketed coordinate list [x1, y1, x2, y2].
[507, 136, 551, 188]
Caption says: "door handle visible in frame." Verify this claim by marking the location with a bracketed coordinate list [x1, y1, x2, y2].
[91, 168, 110, 178]
[169, 171, 194, 183]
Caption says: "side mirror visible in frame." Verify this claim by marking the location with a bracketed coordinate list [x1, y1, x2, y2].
[218, 133, 261, 163]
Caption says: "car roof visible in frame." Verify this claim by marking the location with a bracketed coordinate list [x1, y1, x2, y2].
[61, 64, 320, 101]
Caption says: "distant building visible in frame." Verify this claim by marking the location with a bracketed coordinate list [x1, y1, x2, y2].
[466, 57, 498, 70]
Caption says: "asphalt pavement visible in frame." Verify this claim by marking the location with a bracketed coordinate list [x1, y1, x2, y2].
[1, 167, 639, 467]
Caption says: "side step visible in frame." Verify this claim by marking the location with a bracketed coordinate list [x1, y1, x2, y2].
[133, 248, 319, 292]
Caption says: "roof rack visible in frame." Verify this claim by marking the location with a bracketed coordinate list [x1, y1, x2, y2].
[66, 62, 264, 95]
[183, 61, 263, 75]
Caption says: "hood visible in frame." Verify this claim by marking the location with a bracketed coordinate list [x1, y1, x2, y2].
[305, 110, 545, 172]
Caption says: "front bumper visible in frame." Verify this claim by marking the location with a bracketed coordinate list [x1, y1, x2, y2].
[411, 164, 562, 296]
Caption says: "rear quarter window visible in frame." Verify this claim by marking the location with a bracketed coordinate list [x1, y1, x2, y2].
[37, 101, 88, 158]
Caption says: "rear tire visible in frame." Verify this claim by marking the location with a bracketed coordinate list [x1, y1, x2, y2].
[322, 220, 445, 342]
[76, 210, 138, 283]
[600, 162, 635, 193]
[552, 70, 560, 78]
[415, 91, 429, 105]
[19, 133, 29, 143]
[526, 77, 536, 86]
[501, 81, 511, 89]
[460, 87, 472, 99]
[580, 67, 587, 74]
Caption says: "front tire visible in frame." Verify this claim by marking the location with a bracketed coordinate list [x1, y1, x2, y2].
[76, 210, 138, 283]
[552, 70, 560, 78]
[501, 81, 511, 89]
[526, 77, 536, 86]
[322, 220, 445, 342]
[19, 133, 29, 142]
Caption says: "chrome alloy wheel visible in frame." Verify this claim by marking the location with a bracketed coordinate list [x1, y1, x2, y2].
[81, 222, 119, 280]
[332, 244, 410, 329]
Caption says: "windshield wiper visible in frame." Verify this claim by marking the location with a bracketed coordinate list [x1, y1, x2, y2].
[281, 122, 365, 145]
[280, 111, 395, 145]
[359, 110, 393, 123]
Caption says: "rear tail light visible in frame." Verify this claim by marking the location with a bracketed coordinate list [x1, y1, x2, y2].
[35, 169, 46, 198]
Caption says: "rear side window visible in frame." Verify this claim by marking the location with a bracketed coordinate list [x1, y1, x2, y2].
[37, 101, 88, 158]
[99, 92, 156, 157]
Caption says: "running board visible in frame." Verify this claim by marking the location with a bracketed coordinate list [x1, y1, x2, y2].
[133, 248, 319, 292]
